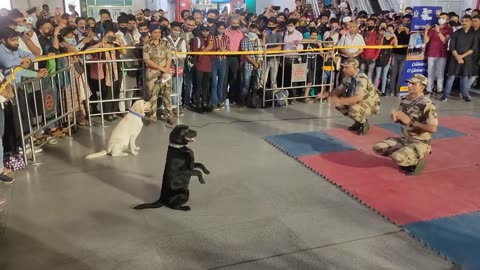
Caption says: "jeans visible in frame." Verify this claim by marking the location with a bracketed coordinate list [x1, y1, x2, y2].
[210, 58, 227, 106]
[360, 59, 376, 81]
[388, 54, 406, 96]
[427, 57, 447, 92]
[0, 108, 4, 174]
[171, 75, 184, 107]
[261, 58, 279, 88]
[240, 68, 260, 105]
[374, 62, 391, 94]
[195, 70, 211, 107]
[444, 75, 471, 98]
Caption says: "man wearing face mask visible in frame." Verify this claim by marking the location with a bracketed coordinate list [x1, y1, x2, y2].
[180, 16, 196, 108]
[262, 17, 283, 90]
[240, 24, 263, 106]
[424, 13, 452, 95]
[115, 15, 130, 45]
[359, 18, 381, 81]
[205, 9, 219, 36]
[282, 19, 304, 97]
[209, 21, 230, 109]
[8, 9, 42, 57]
[163, 22, 187, 116]
[224, 16, 245, 104]
[36, 18, 60, 70]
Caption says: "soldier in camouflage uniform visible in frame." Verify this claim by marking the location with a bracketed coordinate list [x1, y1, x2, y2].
[323, 58, 380, 135]
[143, 25, 175, 126]
[373, 74, 438, 175]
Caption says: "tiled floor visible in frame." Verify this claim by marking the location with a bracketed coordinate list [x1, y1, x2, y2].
[1, 95, 476, 270]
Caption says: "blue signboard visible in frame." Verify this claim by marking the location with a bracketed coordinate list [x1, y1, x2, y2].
[411, 6, 442, 31]
[400, 60, 428, 93]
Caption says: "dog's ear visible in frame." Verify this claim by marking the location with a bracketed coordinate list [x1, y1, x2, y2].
[132, 100, 144, 114]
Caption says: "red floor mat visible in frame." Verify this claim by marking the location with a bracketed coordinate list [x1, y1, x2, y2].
[439, 116, 480, 137]
[300, 151, 480, 225]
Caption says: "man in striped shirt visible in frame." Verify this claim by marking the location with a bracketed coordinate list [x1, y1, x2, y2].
[240, 24, 263, 106]
[210, 21, 230, 108]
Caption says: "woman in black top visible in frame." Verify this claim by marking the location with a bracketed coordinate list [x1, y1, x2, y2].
[374, 25, 397, 95]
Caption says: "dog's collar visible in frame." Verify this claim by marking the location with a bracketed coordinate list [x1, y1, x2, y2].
[128, 110, 144, 119]
[169, 143, 186, 148]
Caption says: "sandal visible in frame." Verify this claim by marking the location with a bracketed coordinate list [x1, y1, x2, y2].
[46, 137, 58, 145]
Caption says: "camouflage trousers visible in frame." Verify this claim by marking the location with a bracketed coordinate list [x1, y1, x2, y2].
[336, 101, 379, 124]
[147, 70, 172, 119]
[373, 137, 431, 167]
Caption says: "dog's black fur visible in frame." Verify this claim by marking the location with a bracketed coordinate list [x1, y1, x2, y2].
[134, 125, 210, 211]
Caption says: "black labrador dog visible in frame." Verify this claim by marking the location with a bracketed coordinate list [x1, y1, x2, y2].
[134, 125, 210, 211]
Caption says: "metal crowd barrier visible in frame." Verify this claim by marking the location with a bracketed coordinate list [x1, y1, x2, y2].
[11, 57, 77, 164]
[262, 41, 336, 108]
[83, 46, 146, 126]
[168, 44, 182, 121]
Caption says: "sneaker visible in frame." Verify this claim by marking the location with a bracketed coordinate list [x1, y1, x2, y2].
[463, 96, 472, 102]
[0, 173, 15, 184]
[404, 158, 426, 176]
[348, 121, 362, 131]
[19, 145, 43, 155]
[440, 96, 447, 102]
[357, 120, 370, 135]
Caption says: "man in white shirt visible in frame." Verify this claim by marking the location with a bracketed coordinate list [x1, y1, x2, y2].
[163, 22, 187, 116]
[282, 19, 304, 97]
[337, 21, 365, 85]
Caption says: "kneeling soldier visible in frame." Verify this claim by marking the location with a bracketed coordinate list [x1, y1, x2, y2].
[373, 74, 438, 175]
[323, 58, 380, 135]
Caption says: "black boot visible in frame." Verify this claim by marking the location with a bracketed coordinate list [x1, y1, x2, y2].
[400, 158, 426, 176]
[357, 120, 370, 135]
[348, 121, 362, 131]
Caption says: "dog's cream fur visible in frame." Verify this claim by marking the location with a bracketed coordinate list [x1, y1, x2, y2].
[84, 100, 151, 159]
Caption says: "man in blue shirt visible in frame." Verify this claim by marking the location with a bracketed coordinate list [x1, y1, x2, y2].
[0, 27, 41, 82]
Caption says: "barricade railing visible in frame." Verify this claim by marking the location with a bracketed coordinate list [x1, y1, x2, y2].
[167, 44, 183, 121]
[0, 43, 409, 165]
[262, 40, 337, 108]
[83, 46, 146, 126]
[11, 57, 77, 164]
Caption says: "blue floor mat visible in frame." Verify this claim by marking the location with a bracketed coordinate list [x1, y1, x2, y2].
[405, 212, 480, 270]
[377, 123, 465, 140]
[265, 131, 355, 158]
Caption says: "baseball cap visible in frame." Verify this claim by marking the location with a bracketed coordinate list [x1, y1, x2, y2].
[341, 58, 359, 67]
[406, 74, 428, 85]
[199, 23, 209, 32]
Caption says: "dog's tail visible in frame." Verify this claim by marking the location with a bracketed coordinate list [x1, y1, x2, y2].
[133, 200, 164, 210]
[84, 150, 108, 159]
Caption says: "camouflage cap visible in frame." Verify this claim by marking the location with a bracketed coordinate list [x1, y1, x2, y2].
[341, 58, 360, 68]
[406, 74, 428, 86]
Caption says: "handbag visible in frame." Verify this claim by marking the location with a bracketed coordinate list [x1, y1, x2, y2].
[4, 154, 26, 172]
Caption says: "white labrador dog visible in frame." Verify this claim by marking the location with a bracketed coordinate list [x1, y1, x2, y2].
[85, 100, 151, 159]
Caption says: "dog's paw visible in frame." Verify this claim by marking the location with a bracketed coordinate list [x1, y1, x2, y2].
[131, 151, 139, 156]
[199, 179, 206, 184]
[135, 146, 141, 151]
[204, 169, 211, 175]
